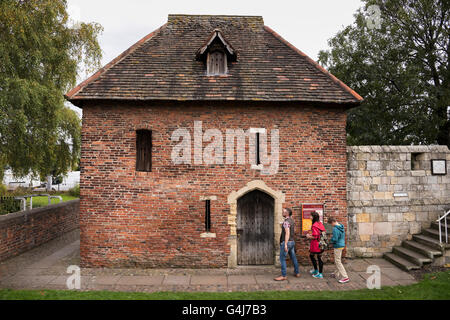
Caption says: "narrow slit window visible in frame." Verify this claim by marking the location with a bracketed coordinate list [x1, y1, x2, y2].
[256, 132, 261, 165]
[136, 129, 152, 172]
[205, 200, 211, 232]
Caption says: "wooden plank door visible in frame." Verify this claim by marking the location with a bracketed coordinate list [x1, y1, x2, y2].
[237, 190, 274, 265]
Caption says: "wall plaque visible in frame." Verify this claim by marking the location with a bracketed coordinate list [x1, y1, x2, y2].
[431, 159, 447, 175]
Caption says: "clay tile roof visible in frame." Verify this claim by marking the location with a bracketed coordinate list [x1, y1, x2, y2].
[66, 14, 363, 106]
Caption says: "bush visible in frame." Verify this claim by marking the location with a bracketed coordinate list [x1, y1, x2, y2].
[9, 186, 33, 196]
[0, 184, 7, 195]
[68, 184, 80, 197]
[0, 196, 21, 215]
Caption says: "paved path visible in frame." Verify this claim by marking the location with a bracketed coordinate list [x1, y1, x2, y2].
[0, 229, 417, 292]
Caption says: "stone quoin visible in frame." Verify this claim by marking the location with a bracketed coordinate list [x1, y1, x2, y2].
[65, 14, 363, 268]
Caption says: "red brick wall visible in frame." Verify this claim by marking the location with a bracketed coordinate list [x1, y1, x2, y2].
[80, 101, 347, 267]
[0, 200, 79, 262]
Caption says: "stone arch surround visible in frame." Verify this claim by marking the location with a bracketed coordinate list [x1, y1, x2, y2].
[227, 180, 285, 268]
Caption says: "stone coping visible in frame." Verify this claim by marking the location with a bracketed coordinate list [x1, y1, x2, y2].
[0, 199, 80, 224]
[347, 145, 450, 153]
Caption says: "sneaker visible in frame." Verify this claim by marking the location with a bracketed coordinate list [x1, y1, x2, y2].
[274, 276, 287, 281]
[312, 273, 323, 279]
[309, 269, 318, 275]
[338, 278, 350, 284]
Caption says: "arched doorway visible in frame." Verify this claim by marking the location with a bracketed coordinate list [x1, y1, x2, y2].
[237, 190, 274, 265]
[227, 180, 285, 268]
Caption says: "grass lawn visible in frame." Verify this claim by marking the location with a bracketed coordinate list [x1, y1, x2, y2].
[0, 270, 449, 300]
[26, 194, 78, 208]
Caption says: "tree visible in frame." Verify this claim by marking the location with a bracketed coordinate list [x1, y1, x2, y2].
[318, 0, 449, 146]
[0, 0, 103, 182]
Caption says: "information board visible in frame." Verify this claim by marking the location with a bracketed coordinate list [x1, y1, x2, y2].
[301, 203, 324, 236]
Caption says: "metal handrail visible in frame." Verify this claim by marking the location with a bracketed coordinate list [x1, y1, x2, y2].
[49, 195, 62, 205]
[14, 194, 62, 211]
[436, 209, 450, 244]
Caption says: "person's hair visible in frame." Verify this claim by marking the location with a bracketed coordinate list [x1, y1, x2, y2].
[284, 208, 292, 216]
[328, 217, 337, 224]
[311, 211, 320, 224]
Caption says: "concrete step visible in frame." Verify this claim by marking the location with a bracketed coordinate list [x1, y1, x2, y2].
[383, 252, 421, 271]
[430, 221, 450, 232]
[413, 234, 446, 251]
[423, 228, 450, 244]
[392, 246, 431, 266]
[403, 240, 443, 259]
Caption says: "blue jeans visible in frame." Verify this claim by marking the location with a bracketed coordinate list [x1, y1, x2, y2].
[280, 241, 299, 277]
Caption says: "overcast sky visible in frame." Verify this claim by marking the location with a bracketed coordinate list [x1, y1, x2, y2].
[66, 0, 364, 115]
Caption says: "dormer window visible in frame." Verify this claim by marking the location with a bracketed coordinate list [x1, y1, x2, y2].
[196, 29, 236, 76]
[207, 50, 227, 75]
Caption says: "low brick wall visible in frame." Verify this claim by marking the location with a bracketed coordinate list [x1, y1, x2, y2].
[347, 145, 450, 258]
[0, 199, 79, 262]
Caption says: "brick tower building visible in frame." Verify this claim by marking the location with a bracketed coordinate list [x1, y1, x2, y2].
[66, 14, 362, 268]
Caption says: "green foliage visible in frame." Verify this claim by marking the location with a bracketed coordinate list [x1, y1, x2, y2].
[0, 196, 21, 215]
[0, 0, 102, 181]
[0, 184, 7, 195]
[318, 0, 450, 146]
[68, 184, 79, 197]
[7, 186, 33, 196]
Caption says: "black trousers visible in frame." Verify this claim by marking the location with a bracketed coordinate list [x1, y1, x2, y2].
[310, 252, 323, 273]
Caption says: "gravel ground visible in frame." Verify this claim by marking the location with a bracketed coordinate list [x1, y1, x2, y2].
[410, 265, 449, 281]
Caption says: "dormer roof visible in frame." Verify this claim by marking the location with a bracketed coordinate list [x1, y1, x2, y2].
[195, 29, 237, 62]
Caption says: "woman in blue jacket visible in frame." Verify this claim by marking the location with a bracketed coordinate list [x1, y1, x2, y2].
[328, 217, 349, 284]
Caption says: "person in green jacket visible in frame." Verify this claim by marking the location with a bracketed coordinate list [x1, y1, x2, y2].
[328, 217, 349, 284]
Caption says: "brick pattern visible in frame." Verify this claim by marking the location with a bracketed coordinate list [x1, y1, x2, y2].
[0, 200, 80, 262]
[80, 101, 348, 267]
[67, 15, 361, 105]
[347, 145, 450, 258]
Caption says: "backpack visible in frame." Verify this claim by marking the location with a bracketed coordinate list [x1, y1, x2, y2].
[318, 230, 329, 251]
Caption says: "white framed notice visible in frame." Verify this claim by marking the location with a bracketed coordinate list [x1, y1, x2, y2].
[431, 159, 447, 175]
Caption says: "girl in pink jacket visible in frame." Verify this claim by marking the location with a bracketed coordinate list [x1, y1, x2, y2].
[306, 211, 325, 278]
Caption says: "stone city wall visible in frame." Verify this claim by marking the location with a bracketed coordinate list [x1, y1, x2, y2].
[346, 145, 450, 258]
